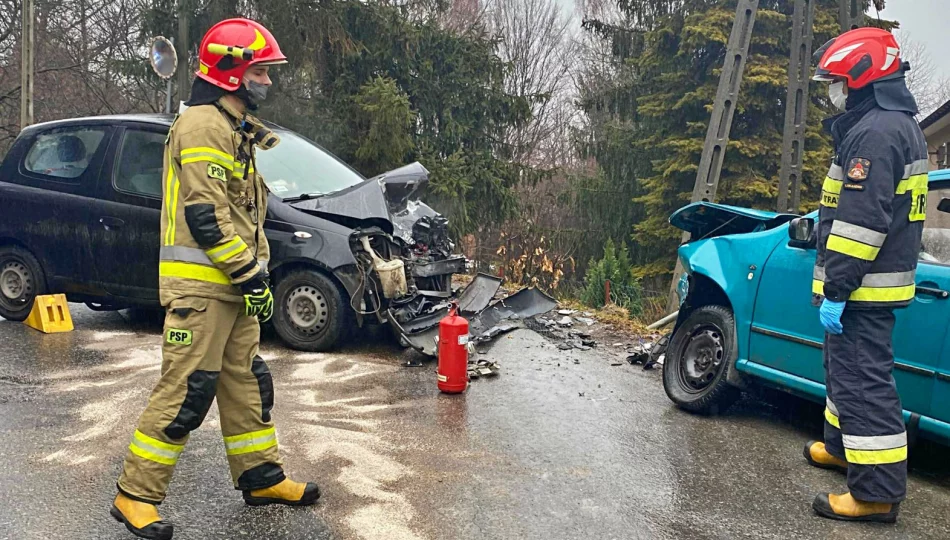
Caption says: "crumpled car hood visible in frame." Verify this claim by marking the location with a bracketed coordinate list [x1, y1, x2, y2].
[287, 162, 433, 241]
[670, 201, 798, 240]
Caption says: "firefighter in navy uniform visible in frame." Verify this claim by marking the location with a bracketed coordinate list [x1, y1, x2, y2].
[804, 28, 927, 523]
[110, 19, 319, 540]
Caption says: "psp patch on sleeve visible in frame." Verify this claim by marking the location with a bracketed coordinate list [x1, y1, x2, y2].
[207, 163, 228, 182]
[166, 328, 193, 346]
[847, 158, 871, 181]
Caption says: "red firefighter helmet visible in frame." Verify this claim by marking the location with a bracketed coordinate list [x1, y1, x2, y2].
[813, 27, 902, 89]
[196, 18, 287, 92]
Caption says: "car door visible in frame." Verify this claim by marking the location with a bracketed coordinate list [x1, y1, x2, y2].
[920, 179, 950, 425]
[88, 125, 166, 302]
[8, 124, 113, 294]
[750, 182, 950, 417]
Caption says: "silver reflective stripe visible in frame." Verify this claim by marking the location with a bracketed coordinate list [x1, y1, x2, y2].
[814, 265, 825, 281]
[902, 159, 929, 179]
[861, 270, 916, 288]
[259, 258, 269, 271]
[826, 398, 839, 417]
[208, 239, 245, 262]
[225, 432, 277, 451]
[131, 437, 181, 460]
[830, 221, 886, 247]
[828, 164, 844, 181]
[160, 246, 214, 266]
[842, 432, 907, 451]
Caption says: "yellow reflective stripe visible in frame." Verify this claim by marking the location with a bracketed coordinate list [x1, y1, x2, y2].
[163, 162, 176, 246]
[823, 177, 842, 195]
[896, 174, 928, 195]
[159, 261, 231, 285]
[825, 407, 840, 429]
[845, 446, 907, 465]
[169, 176, 180, 245]
[821, 177, 841, 208]
[206, 238, 248, 263]
[181, 147, 235, 171]
[223, 427, 277, 456]
[848, 284, 916, 302]
[129, 430, 184, 466]
[812, 280, 915, 303]
[181, 147, 234, 163]
[827, 235, 880, 261]
[133, 430, 184, 453]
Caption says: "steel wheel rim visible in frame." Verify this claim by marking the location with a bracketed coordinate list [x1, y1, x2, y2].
[287, 285, 329, 335]
[678, 324, 725, 393]
[0, 260, 32, 309]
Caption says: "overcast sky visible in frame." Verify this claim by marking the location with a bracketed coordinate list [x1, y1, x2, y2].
[879, 0, 950, 80]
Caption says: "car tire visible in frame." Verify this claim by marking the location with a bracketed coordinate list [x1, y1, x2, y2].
[663, 304, 740, 415]
[0, 246, 47, 322]
[272, 269, 346, 352]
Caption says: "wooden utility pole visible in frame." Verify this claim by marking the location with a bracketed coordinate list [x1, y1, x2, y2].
[777, 0, 816, 213]
[20, 0, 34, 130]
[177, 0, 191, 106]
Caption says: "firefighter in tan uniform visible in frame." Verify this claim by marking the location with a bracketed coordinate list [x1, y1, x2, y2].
[110, 19, 319, 540]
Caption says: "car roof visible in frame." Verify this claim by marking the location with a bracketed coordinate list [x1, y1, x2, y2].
[23, 113, 288, 134]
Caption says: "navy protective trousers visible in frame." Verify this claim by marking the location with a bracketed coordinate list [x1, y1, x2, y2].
[823, 308, 907, 503]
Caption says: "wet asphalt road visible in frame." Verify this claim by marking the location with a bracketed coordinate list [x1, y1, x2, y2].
[2, 306, 950, 540]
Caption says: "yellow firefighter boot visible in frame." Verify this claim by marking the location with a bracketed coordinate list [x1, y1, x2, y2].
[813, 492, 900, 523]
[803, 440, 848, 472]
[243, 477, 321, 507]
[110, 493, 174, 539]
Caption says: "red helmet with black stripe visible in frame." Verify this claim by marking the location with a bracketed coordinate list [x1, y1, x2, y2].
[813, 27, 902, 89]
[196, 18, 287, 92]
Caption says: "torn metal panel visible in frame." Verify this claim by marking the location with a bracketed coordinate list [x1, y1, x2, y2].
[397, 286, 557, 357]
[457, 273, 502, 314]
[411, 256, 467, 278]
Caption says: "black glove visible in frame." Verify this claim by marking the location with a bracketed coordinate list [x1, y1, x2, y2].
[240, 272, 273, 322]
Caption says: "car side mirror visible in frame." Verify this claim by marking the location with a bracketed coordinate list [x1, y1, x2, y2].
[938, 197, 950, 214]
[788, 217, 816, 249]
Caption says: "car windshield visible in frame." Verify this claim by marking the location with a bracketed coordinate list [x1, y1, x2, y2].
[254, 129, 364, 200]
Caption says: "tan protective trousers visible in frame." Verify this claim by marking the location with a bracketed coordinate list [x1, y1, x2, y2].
[117, 297, 284, 504]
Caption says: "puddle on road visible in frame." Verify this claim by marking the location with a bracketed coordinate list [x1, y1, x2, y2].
[284, 353, 425, 540]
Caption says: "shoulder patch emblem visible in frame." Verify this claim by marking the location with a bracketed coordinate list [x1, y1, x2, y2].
[847, 158, 871, 181]
[207, 163, 228, 182]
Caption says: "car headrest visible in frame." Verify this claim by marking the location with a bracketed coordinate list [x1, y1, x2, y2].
[57, 135, 87, 162]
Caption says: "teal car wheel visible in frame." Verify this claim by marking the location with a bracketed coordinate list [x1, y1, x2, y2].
[664, 305, 740, 414]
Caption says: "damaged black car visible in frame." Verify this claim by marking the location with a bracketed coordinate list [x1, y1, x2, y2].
[0, 114, 466, 351]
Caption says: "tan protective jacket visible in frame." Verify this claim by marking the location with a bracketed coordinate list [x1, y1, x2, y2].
[159, 98, 274, 306]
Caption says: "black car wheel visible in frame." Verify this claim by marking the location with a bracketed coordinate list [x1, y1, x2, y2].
[273, 270, 345, 351]
[663, 305, 740, 415]
[0, 246, 46, 321]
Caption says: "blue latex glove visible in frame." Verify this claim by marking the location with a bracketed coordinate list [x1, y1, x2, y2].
[819, 299, 846, 335]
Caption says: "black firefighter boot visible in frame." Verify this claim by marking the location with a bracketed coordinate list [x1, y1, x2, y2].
[110, 493, 174, 539]
[243, 478, 321, 507]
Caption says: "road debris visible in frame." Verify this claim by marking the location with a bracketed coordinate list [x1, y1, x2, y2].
[467, 358, 500, 380]
[558, 309, 577, 316]
[557, 316, 573, 327]
[574, 317, 596, 326]
[626, 332, 671, 370]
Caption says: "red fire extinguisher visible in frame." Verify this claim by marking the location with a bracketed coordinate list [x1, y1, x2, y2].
[438, 301, 469, 394]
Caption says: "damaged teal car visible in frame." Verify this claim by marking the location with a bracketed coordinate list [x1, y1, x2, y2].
[663, 168, 950, 445]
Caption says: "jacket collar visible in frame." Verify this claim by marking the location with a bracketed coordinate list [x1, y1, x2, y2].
[829, 96, 878, 150]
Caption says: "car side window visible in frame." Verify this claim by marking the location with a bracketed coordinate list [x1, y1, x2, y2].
[114, 130, 167, 198]
[920, 186, 950, 264]
[24, 126, 107, 181]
